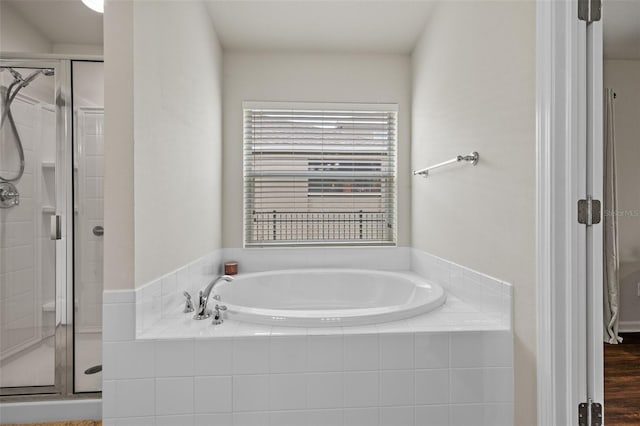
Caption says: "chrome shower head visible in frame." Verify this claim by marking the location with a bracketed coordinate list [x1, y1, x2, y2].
[22, 69, 54, 87]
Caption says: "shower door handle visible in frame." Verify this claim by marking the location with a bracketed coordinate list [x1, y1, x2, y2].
[50, 215, 62, 240]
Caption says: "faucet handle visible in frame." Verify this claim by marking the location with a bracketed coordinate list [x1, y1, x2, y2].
[183, 291, 194, 313]
[212, 304, 227, 325]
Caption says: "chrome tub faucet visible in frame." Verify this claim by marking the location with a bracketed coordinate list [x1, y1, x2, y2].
[194, 275, 233, 320]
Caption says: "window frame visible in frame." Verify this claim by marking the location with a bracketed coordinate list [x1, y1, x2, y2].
[242, 101, 398, 248]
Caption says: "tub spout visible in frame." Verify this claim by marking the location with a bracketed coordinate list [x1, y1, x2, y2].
[194, 275, 233, 320]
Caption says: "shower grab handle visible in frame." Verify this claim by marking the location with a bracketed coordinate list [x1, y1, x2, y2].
[50, 215, 62, 240]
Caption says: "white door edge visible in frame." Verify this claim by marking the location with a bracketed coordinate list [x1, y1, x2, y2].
[536, 0, 591, 424]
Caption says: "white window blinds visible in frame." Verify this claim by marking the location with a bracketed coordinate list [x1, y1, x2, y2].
[243, 102, 397, 247]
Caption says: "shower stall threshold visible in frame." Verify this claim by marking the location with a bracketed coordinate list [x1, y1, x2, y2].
[0, 398, 101, 424]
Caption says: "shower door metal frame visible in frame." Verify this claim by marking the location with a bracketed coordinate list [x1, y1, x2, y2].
[0, 58, 76, 400]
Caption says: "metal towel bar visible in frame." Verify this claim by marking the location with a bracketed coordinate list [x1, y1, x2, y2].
[413, 151, 479, 178]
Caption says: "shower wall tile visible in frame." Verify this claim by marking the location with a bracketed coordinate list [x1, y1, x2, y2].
[0, 97, 52, 361]
[76, 110, 105, 334]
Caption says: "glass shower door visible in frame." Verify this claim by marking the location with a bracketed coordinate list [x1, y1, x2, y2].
[72, 61, 104, 393]
[0, 60, 71, 396]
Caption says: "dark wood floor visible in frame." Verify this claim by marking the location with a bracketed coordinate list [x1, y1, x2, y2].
[605, 333, 640, 425]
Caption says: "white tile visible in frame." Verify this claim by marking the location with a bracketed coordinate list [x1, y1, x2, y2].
[270, 326, 308, 337]
[306, 326, 344, 336]
[449, 404, 483, 426]
[344, 334, 378, 371]
[232, 337, 270, 374]
[233, 411, 268, 426]
[344, 408, 379, 426]
[268, 410, 308, 426]
[307, 335, 343, 372]
[415, 369, 450, 405]
[380, 370, 414, 406]
[380, 406, 414, 426]
[155, 415, 194, 426]
[194, 414, 232, 426]
[102, 343, 117, 380]
[103, 303, 135, 341]
[142, 283, 162, 330]
[450, 368, 513, 404]
[155, 339, 195, 377]
[269, 373, 307, 410]
[156, 377, 194, 415]
[233, 375, 269, 412]
[415, 405, 449, 426]
[176, 265, 193, 295]
[483, 403, 514, 426]
[194, 338, 233, 375]
[194, 376, 232, 413]
[162, 293, 181, 318]
[111, 341, 155, 379]
[135, 299, 144, 336]
[307, 372, 343, 409]
[415, 333, 450, 369]
[376, 319, 411, 334]
[380, 333, 414, 370]
[116, 417, 155, 426]
[270, 336, 307, 373]
[307, 409, 343, 426]
[450, 331, 513, 368]
[161, 273, 178, 297]
[102, 380, 117, 418]
[344, 371, 379, 408]
[115, 379, 155, 417]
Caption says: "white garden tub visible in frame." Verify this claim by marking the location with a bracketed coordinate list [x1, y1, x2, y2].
[215, 269, 446, 327]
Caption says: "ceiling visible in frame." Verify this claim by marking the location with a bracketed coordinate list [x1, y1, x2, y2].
[205, 1, 434, 54]
[3, 0, 637, 58]
[603, 0, 640, 59]
[4, 0, 103, 46]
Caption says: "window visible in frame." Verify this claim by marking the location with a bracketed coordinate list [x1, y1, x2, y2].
[243, 102, 397, 247]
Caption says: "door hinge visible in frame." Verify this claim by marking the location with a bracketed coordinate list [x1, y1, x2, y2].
[591, 402, 603, 426]
[579, 401, 603, 426]
[578, 0, 601, 22]
[578, 196, 601, 225]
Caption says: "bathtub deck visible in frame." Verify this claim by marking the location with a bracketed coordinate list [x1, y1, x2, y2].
[138, 293, 508, 340]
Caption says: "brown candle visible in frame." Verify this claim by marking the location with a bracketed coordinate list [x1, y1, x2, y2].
[224, 261, 238, 275]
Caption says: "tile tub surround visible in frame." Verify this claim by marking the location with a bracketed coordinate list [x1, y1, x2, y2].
[103, 294, 513, 425]
[105, 247, 514, 424]
[135, 247, 511, 335]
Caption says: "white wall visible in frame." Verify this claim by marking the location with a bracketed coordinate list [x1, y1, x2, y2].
[604, 60, 640, 326]
[133, 1, 223, 286]
[52, 44, 104, 56]
[222, 52, 412, 248]
[411, 2, 536, 424]
[0, 1, 52, 53]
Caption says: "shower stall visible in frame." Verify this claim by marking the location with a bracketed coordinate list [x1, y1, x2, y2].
[0, 58, 104, 400]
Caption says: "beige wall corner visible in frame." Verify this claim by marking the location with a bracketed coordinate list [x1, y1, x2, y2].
[104, 0, 134, 291]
